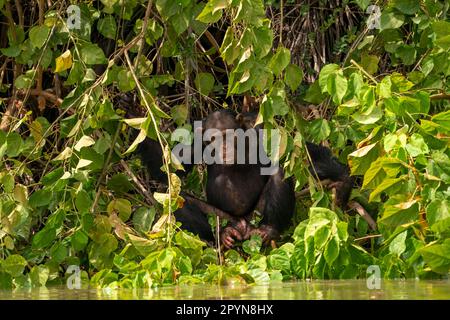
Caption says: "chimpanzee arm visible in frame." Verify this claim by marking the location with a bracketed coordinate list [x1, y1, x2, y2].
[305, 142, 354, 207]
[136, 137, 195, 184]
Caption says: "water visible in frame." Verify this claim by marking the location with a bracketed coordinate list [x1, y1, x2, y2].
[0, 280, 449, 300]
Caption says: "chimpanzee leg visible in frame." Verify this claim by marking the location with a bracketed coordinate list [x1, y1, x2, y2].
[173, 199, 215, 243]
[249, 167, 296, 244]
[305, 142, 354, 207]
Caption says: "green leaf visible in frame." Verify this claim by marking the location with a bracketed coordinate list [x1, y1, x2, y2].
[389, 230, 407, 257]
[327, 72, 348, 104]
[380, 12, 404, 30]
[369, 177, 405, 202]
[308, 119, 330, 142]
[324, 236, 340, 265]
[304, 81, 325, 104]
[82, 68, 97, 83]
[195, 72, 215, 96]
[318, 64, 339, 93]
[6, 132, 23, 157]
[29, 189, 52, 207]
[395, 45, 417, 66]
[252, 26, 273, 58]
[196, 0, 228, 23]
[427, 199, 450, 233]
[353, 0, 370, 10]
[75, 190, 92, 213]
[314, 226, 331, 250]
[405, 133, 429, 157]
[107, 198, 132, 222]
[32, 227, 56, 249]
[420, 240, 450, 274]
[29, 265, 49, 287]
[378, 76, 392, 98]
[2, 254, 27, 277]
[80, 44, 107, 65]
[348, 143, 381, 176]
[432, 21, 450, 50]
[269, 47, 290, 77]
[392, 0, 420, 15]
[14, 70, 36, 89]
[65, 61, 82, 85]
[1, 45, 21, 57]
[362, 157, 386, 189]
[379, 198, 419, 227]
[71, 230, 89, 251]
[29, 25, 50, 49]
[107, 174, 133, 193]
[360, 54, 379, 75]
[133, 207, 156, 233]
[432, 110, 450, 132]
[284, 64, 303, 91]
[97, 15, 117, 39]
[171, 104, 189, 126]
[117, 69, 136, 92]
[242, 235, 262, 256]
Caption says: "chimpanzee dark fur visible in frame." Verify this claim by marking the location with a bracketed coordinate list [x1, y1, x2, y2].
[135, 109, 353, 247]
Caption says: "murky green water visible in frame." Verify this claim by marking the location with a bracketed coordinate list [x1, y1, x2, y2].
[0, 280, 449, 300]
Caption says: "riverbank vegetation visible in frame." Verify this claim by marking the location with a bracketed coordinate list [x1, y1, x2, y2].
[0, 0, 449, 288]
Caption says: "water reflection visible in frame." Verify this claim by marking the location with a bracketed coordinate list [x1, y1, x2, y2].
[0, 280, 449, 300]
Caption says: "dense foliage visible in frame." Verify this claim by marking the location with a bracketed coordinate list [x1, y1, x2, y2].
[0, 0, 449, 289]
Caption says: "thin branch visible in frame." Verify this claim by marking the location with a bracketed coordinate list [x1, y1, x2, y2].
[17, 89, 63, 107]
[120, 160, 157, 206]
[37, 0, 45, 111]
[430, 93, 450, 101]
[354, 234, 382, 242]
[350, 59, 377, 84]
[295, 179, 333, 197]
[134, 0, 153, 69]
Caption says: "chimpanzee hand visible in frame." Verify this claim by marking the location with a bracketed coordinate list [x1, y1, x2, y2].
[220, 218, 251, 249]
[248, 225, 279, 245]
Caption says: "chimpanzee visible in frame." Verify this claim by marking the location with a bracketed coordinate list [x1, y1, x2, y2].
[203, 110, 353, 248]
[199, 110, 296, 247]
[135, 109, 353, 248]
[236, 111, 354, 207]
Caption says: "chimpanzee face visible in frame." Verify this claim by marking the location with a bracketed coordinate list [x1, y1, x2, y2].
[196, 110, 266, 166]
[201, 110, 240, 165]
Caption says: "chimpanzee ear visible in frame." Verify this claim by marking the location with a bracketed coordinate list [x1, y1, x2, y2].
[236, 113, 244, 125]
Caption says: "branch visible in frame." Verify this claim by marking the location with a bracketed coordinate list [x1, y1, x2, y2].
[350, 59, 377, 84]
[17, 89, 63, 107]
[354, 234, 382, 242]
[295, 179, 333, 197]
[120, 160, 157, 206]
[181, 193, 238, 223]
[430, 93, 450, 101]
[36, 0, 46, 111]
[134, 0, 153, 69]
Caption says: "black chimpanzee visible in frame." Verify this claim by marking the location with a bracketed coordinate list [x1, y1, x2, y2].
[199, 110, 295, 247]
[201, 110, 353, 247]
[135, 109, 353, 248]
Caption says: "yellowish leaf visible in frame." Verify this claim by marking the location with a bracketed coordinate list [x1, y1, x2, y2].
[55, 50, 73, 73]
